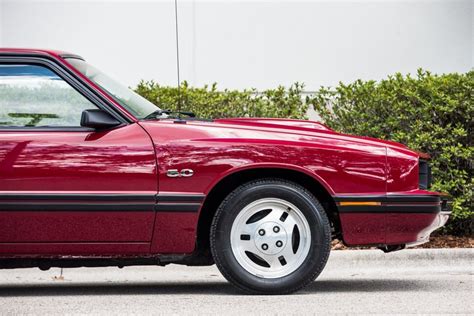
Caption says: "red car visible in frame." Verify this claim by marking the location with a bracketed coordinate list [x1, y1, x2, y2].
[0, 48, 451, 294]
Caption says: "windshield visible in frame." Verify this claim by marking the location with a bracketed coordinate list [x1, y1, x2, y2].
[66, 58, 159, 119]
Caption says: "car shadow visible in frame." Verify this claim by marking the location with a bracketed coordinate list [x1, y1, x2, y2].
[0, 278, 429, 297]
[303, 278, 427, 293]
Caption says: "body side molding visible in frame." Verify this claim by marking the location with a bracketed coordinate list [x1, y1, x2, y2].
[334, 194, 451, 214]
[0, 193, 206, 213]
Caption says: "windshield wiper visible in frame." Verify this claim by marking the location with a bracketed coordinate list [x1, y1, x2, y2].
[144, 109, 196, 120]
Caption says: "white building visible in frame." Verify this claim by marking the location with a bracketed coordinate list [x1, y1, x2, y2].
[0, 0, 472, 92]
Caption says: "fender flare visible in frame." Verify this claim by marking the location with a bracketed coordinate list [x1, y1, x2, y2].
[203, 162, 335, 196]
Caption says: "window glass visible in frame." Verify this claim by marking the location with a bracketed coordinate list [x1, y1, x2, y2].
[66, 58, 159, 119]
[0, 64, 98, 127]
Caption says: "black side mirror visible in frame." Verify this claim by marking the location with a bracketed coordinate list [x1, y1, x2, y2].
[80, 109, 121, 130]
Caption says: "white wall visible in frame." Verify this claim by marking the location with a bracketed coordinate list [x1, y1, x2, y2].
[0, 0, 3, 46]
[1, 0, 472, 91]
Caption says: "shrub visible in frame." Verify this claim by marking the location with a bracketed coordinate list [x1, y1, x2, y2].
[309, 69, 473, 235]
[135, 81, 308, 119]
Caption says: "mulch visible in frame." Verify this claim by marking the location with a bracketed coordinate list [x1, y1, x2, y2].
[331, 235, 474, 250]
[414, 235, 474, 249]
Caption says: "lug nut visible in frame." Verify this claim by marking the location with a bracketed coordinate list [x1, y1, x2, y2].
[258, 229, 265, 236]
[273, 226, 280, 233]
[262, 243, 269, 250]
[276, 240, 283, 247]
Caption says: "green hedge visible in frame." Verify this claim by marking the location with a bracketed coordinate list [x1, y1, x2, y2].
[309, 69, 473, 235]
[135, 81, 308, 119]
[136, 69, 473, 235]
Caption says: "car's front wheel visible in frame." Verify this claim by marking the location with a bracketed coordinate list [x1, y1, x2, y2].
[210, 178, 331, 294]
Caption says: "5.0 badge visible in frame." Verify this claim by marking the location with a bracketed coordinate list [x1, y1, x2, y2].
[166, 169, 194, 178]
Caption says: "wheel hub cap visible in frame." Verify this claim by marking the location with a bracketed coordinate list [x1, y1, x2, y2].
[254, 222, 287, 255]
[230, 198, 312, 279]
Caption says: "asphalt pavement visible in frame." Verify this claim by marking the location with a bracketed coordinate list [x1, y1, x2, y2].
[0, 249, 472, 315]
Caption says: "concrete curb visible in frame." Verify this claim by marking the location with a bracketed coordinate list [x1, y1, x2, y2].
[326, 248, 473, 270]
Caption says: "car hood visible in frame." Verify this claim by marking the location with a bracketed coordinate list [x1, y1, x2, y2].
[141, 117, 411, 154]
[211, 118, 408, 150]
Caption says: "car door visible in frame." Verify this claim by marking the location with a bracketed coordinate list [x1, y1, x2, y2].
[0, 60, 157, 255]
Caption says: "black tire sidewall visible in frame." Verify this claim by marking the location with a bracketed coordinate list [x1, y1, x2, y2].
[212, 180, 331, 294]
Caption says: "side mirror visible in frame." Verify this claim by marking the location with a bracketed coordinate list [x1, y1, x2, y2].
[80, 109, 121, 130]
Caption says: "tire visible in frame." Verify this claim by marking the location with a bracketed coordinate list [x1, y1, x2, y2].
[210, 178, 331, 294]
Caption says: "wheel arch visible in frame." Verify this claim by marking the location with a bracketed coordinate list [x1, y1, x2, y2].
[195, 165, 340, 255]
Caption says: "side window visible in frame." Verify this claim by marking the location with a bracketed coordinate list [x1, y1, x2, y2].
[0, 64, 98, 127]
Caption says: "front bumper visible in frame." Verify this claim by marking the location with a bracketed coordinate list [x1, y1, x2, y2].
[334, 193, 452, 247]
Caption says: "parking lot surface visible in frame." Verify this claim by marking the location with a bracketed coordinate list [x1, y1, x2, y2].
[0, 249, 472, 315]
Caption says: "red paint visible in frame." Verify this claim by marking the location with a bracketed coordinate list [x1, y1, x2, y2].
[386, 147, 419, 193]
[0, 211, 154, 243]
[0, 49, 450, 259]
[141, 120, 389, 195]
[341, 212, 449, 246]
[339, 213, 386, 245]
[0, 124, 157, 247]
[386, 212, 449, 245]
[0, 124, 157, 192]
[151, 213, 199, 253]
